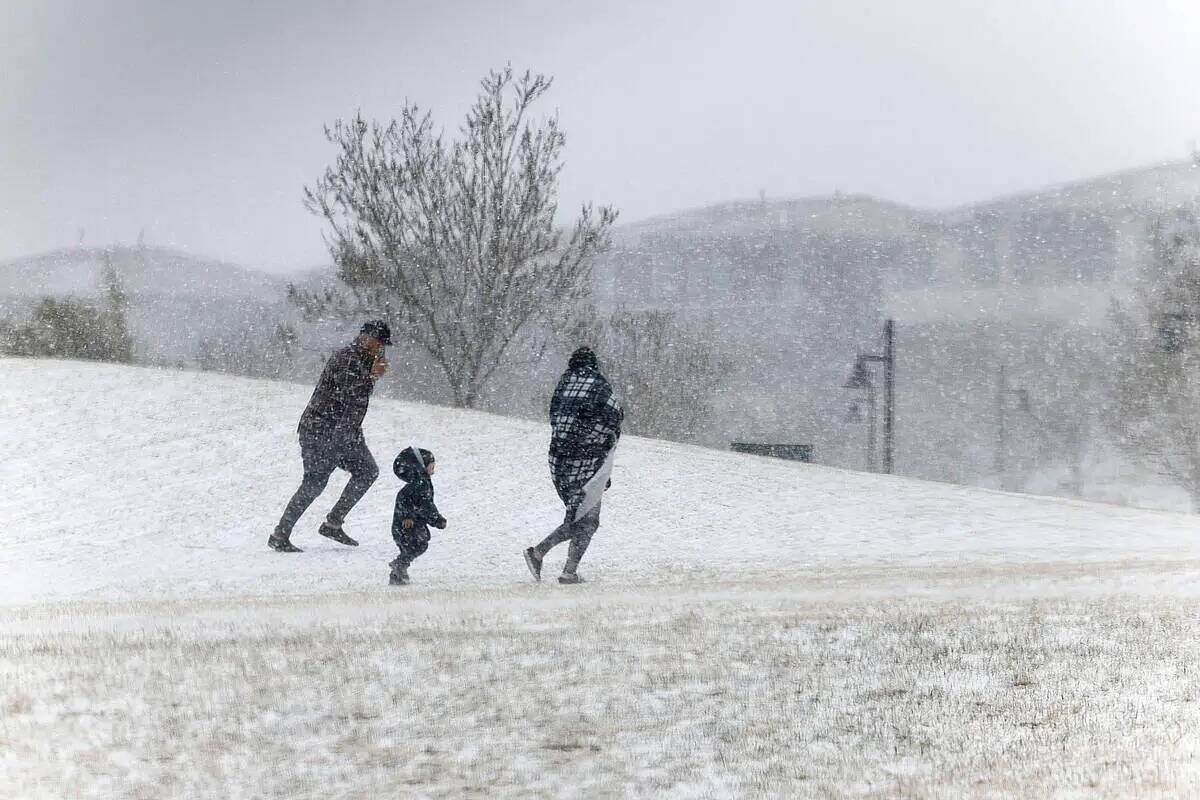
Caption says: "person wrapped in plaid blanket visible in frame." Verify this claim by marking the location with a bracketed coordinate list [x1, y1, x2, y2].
[524, 347, 623, 584]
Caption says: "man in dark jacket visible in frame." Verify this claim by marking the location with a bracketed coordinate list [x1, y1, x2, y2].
[268, 320, 391, 553]
[524, 347, 623, 584]
[389, 446, 447, 585]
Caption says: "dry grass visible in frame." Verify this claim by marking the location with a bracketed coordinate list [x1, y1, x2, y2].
[3, 575, 1200, 798]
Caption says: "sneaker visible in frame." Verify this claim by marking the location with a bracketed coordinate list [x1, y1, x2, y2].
[558, 572, 585, 585]
[318, 522, 358, 546]
[268, 534, 303, 553]
[523, 548, 543, 581]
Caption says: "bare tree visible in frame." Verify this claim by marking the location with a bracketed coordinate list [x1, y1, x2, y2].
[296, 66, 617, 407]
[1107, 209, 1200, 509]
[585, 307, 731, 443]
[196, 321, 300, 380]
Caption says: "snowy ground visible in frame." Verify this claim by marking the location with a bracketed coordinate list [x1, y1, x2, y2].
[4, 358, 1200, 797]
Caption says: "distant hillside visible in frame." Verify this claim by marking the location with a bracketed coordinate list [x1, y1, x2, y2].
[0, 245, 297, 363]
[955, 158, 1200, 218]
[0, 245, 287, 300]
[616, 159, 1200, 242]
[616, 193, 926, 242]
[581, 159, 1200, 496]
[596, 158, 1200, 322]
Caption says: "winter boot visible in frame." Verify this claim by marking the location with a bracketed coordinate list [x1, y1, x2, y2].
[388, 560, 410, 586]
[268, 533, 303, 553]
[523, 548, 543, 582]
[318, 521, 359, 547]
[557, 571, 585, 585]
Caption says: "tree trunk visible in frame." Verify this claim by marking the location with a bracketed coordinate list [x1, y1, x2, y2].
[443, 369, 482, 408]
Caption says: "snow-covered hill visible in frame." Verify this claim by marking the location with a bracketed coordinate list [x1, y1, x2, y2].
[7, 358, 1200, 797]
[0, 245, 286, 300]
[2, 357, 1196, 607]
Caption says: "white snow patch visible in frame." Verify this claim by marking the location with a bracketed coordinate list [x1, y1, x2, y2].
[1, 358, 1197, 606]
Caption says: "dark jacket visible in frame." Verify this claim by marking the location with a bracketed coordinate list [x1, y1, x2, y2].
[299, 343, 377, 442]
[548, 355, 623, 511]
[392, 447, 446, 551]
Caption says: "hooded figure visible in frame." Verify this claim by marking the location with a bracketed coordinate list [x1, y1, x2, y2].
[524, 347, 623, 584]
[548, 347, 623, 509]
[389, 446, 446, 585]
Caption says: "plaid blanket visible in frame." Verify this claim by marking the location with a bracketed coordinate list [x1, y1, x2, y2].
[548, 365, 623, 512]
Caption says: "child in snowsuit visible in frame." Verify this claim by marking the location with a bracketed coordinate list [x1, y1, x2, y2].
[389, 446, 446, 585]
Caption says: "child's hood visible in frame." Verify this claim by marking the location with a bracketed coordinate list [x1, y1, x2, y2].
[393, 446, 435, 483]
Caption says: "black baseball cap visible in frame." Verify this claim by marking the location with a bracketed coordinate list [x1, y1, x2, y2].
[360, 319, 393, 345]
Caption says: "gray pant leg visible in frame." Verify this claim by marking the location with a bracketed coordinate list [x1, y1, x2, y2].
[535, 502, 601, 568]
[563, 504, 601, 573]
[535, 514, 574, 555]
[326, 437, 379, 526]
[275, 445, 336, 537]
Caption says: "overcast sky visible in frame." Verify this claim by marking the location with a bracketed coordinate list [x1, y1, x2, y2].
[3, 0, 1200, 272]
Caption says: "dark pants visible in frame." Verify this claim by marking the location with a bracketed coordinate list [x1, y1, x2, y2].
[274, 434, 379, 537]
[391, 523, 431, 568]
[533, 502, 601, 574]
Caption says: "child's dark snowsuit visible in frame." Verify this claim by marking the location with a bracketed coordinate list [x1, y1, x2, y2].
[390, 447, 446, 577]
